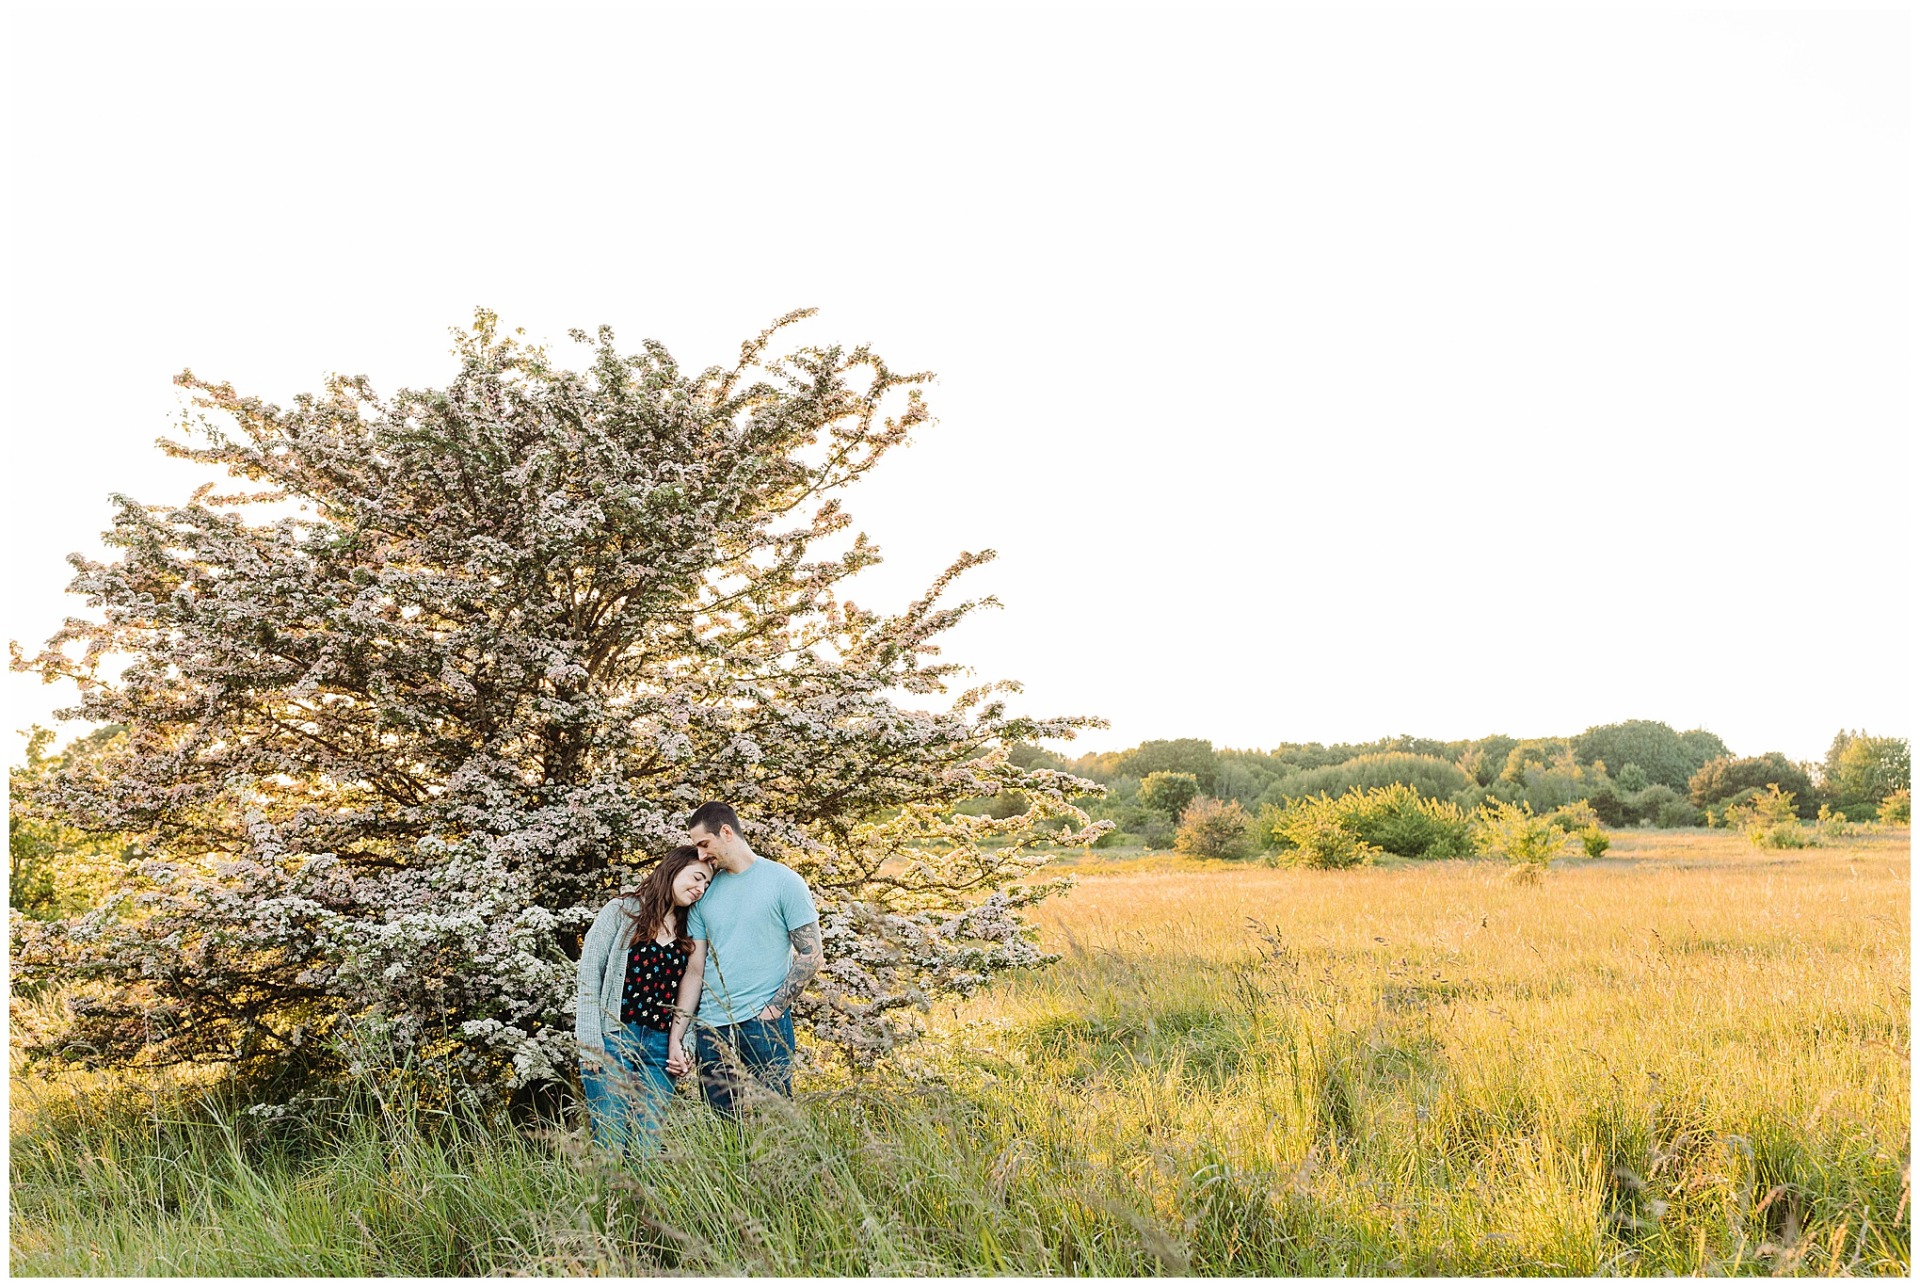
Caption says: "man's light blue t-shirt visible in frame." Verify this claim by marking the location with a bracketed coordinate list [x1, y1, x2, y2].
[686, 856, 818, 1026]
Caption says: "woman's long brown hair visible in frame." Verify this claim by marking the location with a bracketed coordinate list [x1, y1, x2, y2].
[623, 845, 707, 952]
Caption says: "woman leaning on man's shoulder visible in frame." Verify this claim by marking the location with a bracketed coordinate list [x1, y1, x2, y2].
[574, 845, 712, 1155]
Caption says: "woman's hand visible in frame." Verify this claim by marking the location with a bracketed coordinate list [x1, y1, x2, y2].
[666, 1014, 692, 1077]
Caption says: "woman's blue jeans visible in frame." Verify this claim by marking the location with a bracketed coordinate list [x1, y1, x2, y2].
[581, 1022, 676, 1155]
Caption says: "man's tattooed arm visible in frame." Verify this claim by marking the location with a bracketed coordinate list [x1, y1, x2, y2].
[760, 922, 824, 1018]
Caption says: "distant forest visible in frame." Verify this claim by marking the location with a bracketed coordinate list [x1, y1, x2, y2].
[977, 721, 1911, 850]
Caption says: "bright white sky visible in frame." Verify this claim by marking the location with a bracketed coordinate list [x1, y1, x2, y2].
[5, 1, 1912, 768]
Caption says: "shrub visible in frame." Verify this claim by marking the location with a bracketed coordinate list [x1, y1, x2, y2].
[1344, 784, 1477, 859]
[1816, 804, 1858, 842]
[1623, 784, 1674, 824]
[1653, 797, 1704, 829]
[1877, 789, 1910, 826]
[1263, 753, 1470, 805]
[1134, 816, 1177, 850]
[1543, 801, 1602, 835]
[1262, 784, 1476, 863]
[1251, 801, 1289, 852]
[1751, 822, 1816, 850]
[1271, 797, 1381, 870]
[1689, 754, 1817, 817]
[1585, 779, 1634, 828]
[1580, 828, 1610, 857]
[1705, 785, 1765, 825]
[1474, 800, 1568, 880]
[1139, 771, 1201, 818]
[1727, 784, 1816, 850]
[1584, 782, 1698, 828]
[1174, 797, 1254, 859]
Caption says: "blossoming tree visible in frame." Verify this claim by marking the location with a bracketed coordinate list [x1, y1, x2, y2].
[12, 310, 1104, 1096]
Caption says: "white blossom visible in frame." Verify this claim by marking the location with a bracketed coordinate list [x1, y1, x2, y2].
[12, 311, 1107, 1093]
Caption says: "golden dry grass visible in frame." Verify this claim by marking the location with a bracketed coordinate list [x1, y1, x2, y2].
[928, 827, 1912, 1273]
[11, 827, 1910, 1275]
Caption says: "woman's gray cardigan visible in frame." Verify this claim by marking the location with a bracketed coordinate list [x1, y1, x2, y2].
[574, 896, 643, 1055]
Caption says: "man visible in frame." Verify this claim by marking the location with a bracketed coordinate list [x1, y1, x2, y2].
[674, 800, 823, 1114]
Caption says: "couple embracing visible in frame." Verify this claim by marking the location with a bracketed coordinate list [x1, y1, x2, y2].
[573, 801, 823, 1154]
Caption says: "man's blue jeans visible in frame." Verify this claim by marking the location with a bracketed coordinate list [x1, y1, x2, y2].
[694, 1012, 794, 1117]
[581, 1022, 676, 1155]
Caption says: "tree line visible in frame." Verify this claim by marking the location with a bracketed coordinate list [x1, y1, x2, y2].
[965, 721, 1910, 852]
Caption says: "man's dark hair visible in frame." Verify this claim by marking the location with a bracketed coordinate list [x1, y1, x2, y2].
[686, 801, 743, 837]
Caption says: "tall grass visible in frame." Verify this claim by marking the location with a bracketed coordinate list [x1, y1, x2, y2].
[11, 829, 1910, 1275]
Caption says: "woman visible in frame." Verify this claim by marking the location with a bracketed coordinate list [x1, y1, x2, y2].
[575, 844, 711, 1154]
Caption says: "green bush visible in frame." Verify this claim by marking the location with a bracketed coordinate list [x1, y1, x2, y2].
[1704, 785, 1763, 825]
[1581, 828, 1610, 858]
[1174, 797, 1254, 859]
[1474, 799, 1568, 879]
[1584, 779, 1634, 828]
[1134, 816, 1177, 850]
[1815, 804, 1858, 842]
[1727, 784, 1816, 850]
[1876, 789, 1910, 826]
[1351, 787, 1476, 859]
[1652, 796, 1704, 829]
[1138, 771, 1201, 818]
[1543, 801, 1602, 835]
[1263, 784, 1476, 863]
[1270, 797, 1381, 870]
[1750, 823, 1816, 850]
[1689, 754, 1817, 818]
[1626, 784, 1677, 824]
[1587, 781, 1702, 828]
[1263, 753, 1470, 805]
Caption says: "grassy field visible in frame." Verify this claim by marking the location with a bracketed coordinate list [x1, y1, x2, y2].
[10, 828, 1910, 1275]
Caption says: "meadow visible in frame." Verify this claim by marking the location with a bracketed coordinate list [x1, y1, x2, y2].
[10, 828, 1910, 1275]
